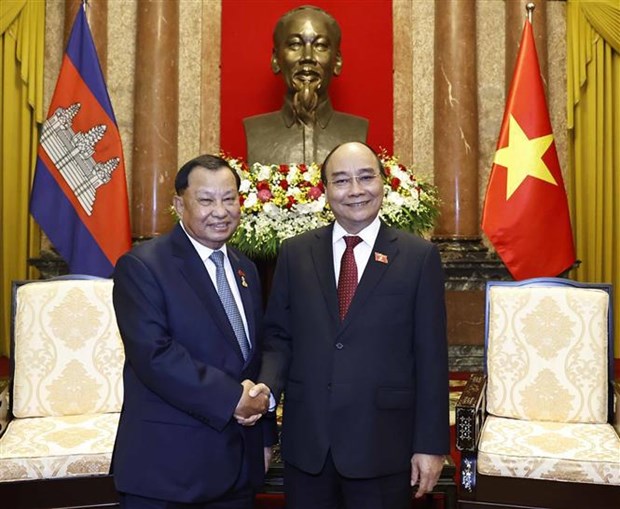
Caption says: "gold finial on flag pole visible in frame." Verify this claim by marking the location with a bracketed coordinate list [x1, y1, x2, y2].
[82, 0, 88, 13]
[526, 3, 535, 23]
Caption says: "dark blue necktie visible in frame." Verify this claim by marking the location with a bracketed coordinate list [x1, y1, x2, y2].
[210, 250, 250, 360]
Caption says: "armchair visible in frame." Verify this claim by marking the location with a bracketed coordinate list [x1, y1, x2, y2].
[456, 278, 620, 509]
[0, 277, 123, 508]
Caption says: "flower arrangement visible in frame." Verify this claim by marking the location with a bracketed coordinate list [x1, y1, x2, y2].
[226, 152, 439, 259]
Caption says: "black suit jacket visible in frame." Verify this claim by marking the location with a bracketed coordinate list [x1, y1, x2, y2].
[111, 224, 275, 502]
[259, 223, 449, 477]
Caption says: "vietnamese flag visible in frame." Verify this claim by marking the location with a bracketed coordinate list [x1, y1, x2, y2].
[30, 7, 131, 276]
[482, 19, 575, 280]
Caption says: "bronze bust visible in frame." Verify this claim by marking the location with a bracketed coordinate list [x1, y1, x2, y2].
[243, 5, 368, 165]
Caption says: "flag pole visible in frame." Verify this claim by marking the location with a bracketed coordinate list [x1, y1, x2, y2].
[526, 2, 535, 23]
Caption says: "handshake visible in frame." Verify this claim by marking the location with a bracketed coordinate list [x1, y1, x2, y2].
[234, 379, 271, 426]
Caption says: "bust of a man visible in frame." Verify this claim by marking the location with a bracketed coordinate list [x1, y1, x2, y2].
[243, 5, 368, 165]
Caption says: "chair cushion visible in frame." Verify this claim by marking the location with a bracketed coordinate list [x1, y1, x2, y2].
[13, 279, 124, 418]
[478, 415, 620, 485]
[0, 412, 119, 481]
[486, 286, 609, 423]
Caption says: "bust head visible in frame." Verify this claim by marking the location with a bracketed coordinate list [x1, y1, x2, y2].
[271, 5, 342, 124]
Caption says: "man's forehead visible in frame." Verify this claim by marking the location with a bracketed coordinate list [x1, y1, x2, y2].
[275, 9, 340, 41]
[327, 147, 379, 173]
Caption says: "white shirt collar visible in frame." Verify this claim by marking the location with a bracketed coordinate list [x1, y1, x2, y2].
[332, 216, 381, 247]
[179, 221, 229, 262]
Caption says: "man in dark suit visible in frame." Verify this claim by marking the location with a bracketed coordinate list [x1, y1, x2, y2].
[111, 154, 275, 509]
[258, 142, 450, 508]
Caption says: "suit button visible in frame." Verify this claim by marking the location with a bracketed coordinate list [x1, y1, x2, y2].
[335, 342, 344, 350]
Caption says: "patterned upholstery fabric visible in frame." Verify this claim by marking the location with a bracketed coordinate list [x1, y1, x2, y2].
[486, 286, 609, 423]
[479, 283, 619, 486]
[0, 279, 124, 482]
[0, 413, 119, 482]
[12, 279, 124, 418]
[478, 415, 620, 485]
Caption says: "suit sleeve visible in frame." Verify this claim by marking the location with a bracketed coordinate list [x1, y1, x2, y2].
[113, 252, 243, 432]
[411, 244, 450, 455]
[258, 240, 293, 400]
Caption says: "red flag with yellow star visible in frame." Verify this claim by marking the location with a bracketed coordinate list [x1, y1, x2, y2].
[482, 19, 575, 280]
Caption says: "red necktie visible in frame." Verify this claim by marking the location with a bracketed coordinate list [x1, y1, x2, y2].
[338, 236, 362, 321]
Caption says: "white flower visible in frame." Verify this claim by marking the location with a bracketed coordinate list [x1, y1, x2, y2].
[287, 166, 299, 183]
[262, 202, 280, 218]
[244, 192, 258, 208]
[256, 164, 272, 181]
[239, 179, 251, 194]
[386, 191, 405, 206]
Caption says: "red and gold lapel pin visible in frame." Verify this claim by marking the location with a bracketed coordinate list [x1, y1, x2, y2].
[374, 252, 388, 264]
[238, 269, 248, 287]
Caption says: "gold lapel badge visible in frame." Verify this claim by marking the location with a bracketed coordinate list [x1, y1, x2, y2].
[374, 252, 388, 264]
[238, 269, 248, 288]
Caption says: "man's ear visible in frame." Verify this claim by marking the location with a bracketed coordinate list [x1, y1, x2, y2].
[333, 52, 342, 77]
[172, 195, 184, 217]
[271, 50, 281, 74]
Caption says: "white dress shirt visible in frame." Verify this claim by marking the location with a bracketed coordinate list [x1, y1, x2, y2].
[332, 216, 381, 285]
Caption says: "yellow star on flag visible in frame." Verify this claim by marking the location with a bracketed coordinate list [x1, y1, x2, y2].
[494, 115, 557, 199]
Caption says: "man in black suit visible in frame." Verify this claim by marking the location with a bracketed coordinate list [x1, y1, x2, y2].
[258, 142, 450, 508]
[112, 155, 275, 509]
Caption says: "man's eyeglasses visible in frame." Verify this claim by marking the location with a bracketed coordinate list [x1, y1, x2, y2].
[328, 173, 380, 189]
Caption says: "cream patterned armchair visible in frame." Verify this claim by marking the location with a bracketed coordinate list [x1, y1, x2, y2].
[456, 278, 620, 509]
[0, 277, 123, 508]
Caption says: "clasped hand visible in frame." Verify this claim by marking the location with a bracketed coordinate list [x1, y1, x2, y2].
[234, 379, 271, 426]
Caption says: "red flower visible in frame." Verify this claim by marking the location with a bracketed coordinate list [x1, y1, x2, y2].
[280, 180, 289, 190]
[285, 196, 296, 209]
[299, 164, 308, 173]
[390, 177, 401, 191]
[384, 166, 391, 176]
[308, 186, 323, 200]
[257, 180, 270, 191]
[317, 181, 325, 192]
[279, 164, 289, 175]
[239, 195, 246, 206]
[257, 189, 273, 202]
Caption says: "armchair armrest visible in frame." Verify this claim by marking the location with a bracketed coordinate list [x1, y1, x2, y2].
[0, 378, 11, 438]
[455, 373, 486, 494]
[455, 373, 486, 452]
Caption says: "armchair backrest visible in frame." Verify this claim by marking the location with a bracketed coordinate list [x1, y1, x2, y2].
[485, 278, 613, 424]
[11, 278, 124, 418]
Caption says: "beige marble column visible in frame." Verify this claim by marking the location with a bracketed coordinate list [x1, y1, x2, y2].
[505, 0, 548, 93]
[433, 0, 479, 238]
[132, 0, 179, 239]
[200, 1, 221, 154]
[64, 0, 108, 75]
[392, 0, 413, 166]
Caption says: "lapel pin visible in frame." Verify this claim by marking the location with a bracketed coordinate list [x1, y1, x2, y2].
[374, 252, 388, 264]
[238, 269, 248, 287]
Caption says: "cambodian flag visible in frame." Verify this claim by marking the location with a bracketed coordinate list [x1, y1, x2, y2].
[30, 7, 131, 277]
